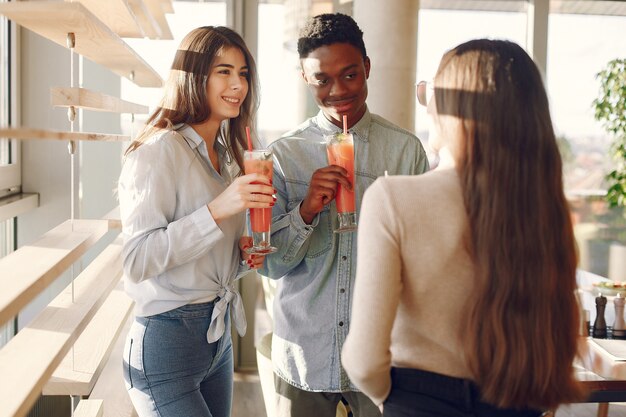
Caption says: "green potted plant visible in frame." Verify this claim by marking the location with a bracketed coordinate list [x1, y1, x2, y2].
[593, 58, 626, 208]
[593, 58, 626, 280]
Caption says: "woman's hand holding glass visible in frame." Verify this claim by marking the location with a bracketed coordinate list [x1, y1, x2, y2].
[207, 173, 275, 224]
[239, 236, 265, 269]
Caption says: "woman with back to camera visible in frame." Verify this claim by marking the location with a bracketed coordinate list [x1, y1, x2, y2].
[342, 39, 585, 416]
[118, 26, 274, 417]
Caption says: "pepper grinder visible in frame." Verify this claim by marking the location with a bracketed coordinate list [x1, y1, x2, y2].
[592, 294, 607, 339]
[614, 293, 626, 339]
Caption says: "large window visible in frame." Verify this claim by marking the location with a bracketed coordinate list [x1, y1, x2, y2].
[415, 7, 527, 158]
[547, 13, 626, 192]
[257, 1, 304, 143]
[121, 1, 228, 133]
[547, 12, 626, 277]
[414, 4, 626, 278]
[0, 0, 16, 347]
[0, 0, 19, 200]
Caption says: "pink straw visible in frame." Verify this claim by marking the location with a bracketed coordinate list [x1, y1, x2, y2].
[245, 126, 253, 151]
[342, 115, 348, 135]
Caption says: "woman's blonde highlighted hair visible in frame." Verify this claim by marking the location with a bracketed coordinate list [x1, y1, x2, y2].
[435, 39, 584, 410]
[125, 26, 259, 173]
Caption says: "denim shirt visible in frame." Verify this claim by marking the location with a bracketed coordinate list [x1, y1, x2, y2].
[260, 109, 429, 392]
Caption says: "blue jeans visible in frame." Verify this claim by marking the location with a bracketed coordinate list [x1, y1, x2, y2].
[123, 300, 233, 417]
[384, 368, 543, 417]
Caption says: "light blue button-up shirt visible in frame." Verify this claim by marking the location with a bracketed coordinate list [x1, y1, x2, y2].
[118, 124, 249, 344]
[260, 109, 429, 392]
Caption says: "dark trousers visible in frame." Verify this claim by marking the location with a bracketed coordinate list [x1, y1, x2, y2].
[384, 368, 543, 417]
[274, 373, 381, 417]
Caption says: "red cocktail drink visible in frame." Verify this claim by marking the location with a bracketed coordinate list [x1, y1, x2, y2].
[325, 133, 357, 233]
[244, 150, 277, 254]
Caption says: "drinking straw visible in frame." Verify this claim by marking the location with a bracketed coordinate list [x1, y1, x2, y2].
[245, 126, 253, 150]
[342, 115, 348, 135]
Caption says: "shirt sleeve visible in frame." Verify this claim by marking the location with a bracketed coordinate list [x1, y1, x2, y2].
[235, 257, 252, 280]
[342, 178, 402, 405]
[118, 139, 225, 283]
[258, 155, 319, 279]
[415, 138, 431, 174]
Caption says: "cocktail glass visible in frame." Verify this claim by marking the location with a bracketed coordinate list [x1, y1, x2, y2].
[244, 149, 277, 254]
[325, 132, 357, 233]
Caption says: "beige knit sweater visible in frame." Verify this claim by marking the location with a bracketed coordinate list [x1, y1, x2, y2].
[342, 167, 476, 405]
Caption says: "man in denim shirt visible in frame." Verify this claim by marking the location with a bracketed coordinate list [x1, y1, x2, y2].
[260, 13, 429, 417]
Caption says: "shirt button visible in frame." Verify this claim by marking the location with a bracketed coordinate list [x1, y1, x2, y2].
[340, 288, 345, 294]
[339, 321, 344, 326]
[341, 256, 347, 261]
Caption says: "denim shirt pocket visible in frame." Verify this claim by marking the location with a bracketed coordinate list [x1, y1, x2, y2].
[355, 169, 378, 212]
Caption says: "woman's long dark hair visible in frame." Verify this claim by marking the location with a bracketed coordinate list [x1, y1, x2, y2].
[435, 39, 584, 410]
[125, 26, 259, 173]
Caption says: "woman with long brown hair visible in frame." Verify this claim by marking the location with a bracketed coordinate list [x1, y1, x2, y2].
[118, 26, 274, 417]
[342, 39, 584, 416]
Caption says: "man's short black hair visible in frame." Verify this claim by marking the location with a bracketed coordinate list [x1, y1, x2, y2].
[297, 13, 367, 59]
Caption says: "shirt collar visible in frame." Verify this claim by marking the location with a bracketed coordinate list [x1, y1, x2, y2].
[175, 123, 228, 155]
[175, 124, 203, 149]
[313, 107, 371, 143]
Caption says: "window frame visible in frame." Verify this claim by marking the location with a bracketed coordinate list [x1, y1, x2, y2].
[0, 0, 18, 347]
[0, 3, 20, 199]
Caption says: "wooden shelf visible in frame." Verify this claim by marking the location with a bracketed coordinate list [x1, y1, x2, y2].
[0, 128, 129, 143]
[127, 0, 161, 39]
[69, 0, 144, 38]
[0, 193, 39, 222]
[90, 317, 138, 417]
[103, 206, 122, 230]
[51, 87, 149, 114]
[0, 2, 162, 87]
[43, 281, 133, 396]
[0, 235, 124, 417]
[145, 0, 173, 40]
[74, 400, 104, 417]
[0, 219, 111, 329]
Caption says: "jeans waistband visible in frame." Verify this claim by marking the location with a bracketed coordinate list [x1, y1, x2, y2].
[391, 367, 477, 409]
[153, 298, 220, 319]
[390, 368, 542, 417]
